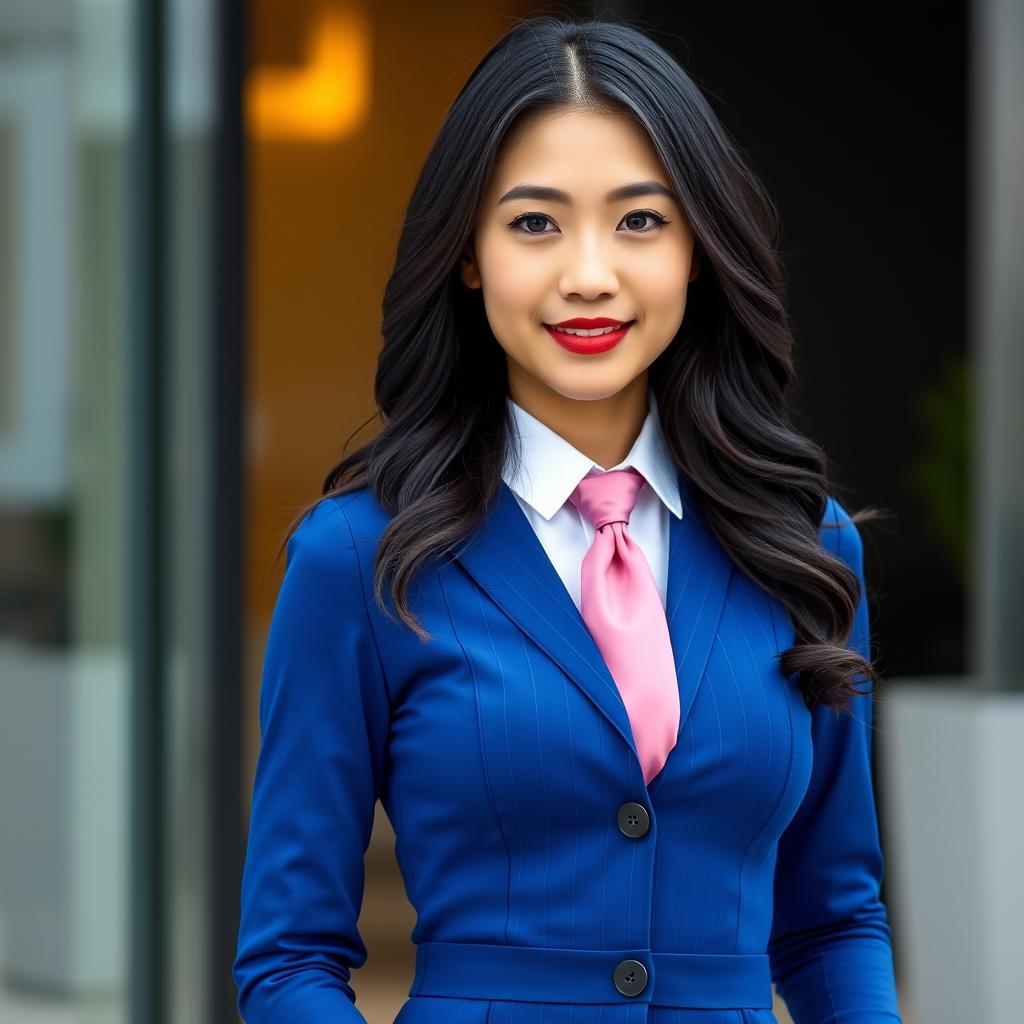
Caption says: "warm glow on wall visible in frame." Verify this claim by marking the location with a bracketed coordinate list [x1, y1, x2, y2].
[247, 5, 371, 141]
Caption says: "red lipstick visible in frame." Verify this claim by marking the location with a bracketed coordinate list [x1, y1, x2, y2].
[543, 316, 636, 355]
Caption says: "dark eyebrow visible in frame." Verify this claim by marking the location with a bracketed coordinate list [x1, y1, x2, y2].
[497, 180, 676, 205]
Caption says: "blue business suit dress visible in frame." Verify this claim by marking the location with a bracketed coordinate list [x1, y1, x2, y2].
[233, 475, 903, 1024]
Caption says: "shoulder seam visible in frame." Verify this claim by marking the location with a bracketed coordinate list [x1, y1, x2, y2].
[332, 500, 396, 710]
[325, 492, 364, 515]
[832, 498, 850, 567]
[820, 495, 840, 558]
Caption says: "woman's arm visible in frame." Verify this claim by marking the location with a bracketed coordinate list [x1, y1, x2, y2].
[233, 499, 391, 1024]
[767, 497, 903, 1023]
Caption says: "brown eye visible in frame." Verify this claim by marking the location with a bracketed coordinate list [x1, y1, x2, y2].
[621, 210, 669, 233]
[509, 213, 555, 234]
[507, 209, 670, 236]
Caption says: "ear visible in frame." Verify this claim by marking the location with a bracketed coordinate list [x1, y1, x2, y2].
[460, 240, 482, 289]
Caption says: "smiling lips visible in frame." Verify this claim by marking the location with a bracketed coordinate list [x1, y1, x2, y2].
[543, 316, 636, 354]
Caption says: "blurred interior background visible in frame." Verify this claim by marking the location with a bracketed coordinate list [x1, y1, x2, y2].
[0, 0, 1021, 1022]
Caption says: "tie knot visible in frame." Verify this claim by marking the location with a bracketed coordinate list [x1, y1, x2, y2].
[568, 467, 646, 530]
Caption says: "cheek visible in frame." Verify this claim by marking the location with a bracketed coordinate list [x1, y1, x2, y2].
[635, 248, 690, 306]
[478, 235, 547, 311]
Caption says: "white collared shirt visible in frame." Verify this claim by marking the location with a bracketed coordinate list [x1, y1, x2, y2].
[501, 389, 683, 613]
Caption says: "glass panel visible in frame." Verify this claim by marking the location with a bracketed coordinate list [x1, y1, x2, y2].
[0, 1, 134, 1023]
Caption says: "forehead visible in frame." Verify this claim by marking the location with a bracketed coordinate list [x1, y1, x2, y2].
[487, 108, 669, 198]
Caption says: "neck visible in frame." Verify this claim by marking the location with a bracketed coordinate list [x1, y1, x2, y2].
[507, 367, 650, 470]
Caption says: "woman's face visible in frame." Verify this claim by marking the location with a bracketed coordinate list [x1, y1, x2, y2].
[460, 106, 700, 406]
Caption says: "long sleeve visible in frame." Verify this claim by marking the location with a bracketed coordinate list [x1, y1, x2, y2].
[767, 497, 903, 1023]
[233, 499, 391, 1024]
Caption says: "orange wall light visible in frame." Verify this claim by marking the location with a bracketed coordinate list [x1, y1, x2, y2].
[247, 5, 372, 142]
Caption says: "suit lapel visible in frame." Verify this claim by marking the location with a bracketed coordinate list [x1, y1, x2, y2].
[650, 471, 735, 790]
[453, 479, 639, 759]
[453, 468, 734, 782]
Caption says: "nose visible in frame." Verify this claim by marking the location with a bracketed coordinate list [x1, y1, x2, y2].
[558, 229, 619, 301]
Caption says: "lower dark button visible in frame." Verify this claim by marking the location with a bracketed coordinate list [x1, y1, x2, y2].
[617, 801, 650, 838]
[613, 958, 648, 996]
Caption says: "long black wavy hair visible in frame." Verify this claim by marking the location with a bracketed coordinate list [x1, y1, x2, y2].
[278, 13, 888, 712]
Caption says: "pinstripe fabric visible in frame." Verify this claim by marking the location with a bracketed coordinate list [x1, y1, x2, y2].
[233, 474, 903, 1024]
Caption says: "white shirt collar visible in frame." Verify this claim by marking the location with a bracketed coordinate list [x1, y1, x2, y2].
[502, 388, 683, 522]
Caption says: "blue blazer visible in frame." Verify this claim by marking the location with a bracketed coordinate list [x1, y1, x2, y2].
[233, 472, 903, 1024]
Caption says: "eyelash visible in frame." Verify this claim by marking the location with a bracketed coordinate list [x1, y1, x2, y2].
[508, 209, 671, 236]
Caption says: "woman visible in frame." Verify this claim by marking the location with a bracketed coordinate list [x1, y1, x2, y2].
[233, 14, 902, 1024]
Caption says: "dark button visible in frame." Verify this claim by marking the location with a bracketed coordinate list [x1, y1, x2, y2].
[617, 801, 650, 838]
[613, 958, 648, 996]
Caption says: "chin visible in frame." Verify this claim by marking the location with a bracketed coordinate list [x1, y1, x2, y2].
[542, 374, 638, 404]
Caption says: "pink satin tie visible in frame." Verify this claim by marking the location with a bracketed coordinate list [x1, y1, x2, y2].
[569, 467, 680, 786]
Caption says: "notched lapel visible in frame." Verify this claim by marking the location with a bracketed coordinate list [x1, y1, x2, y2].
[453, 481, 640, 761]
[658, 472, 735, 779]
[453, 470, 735, 786]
